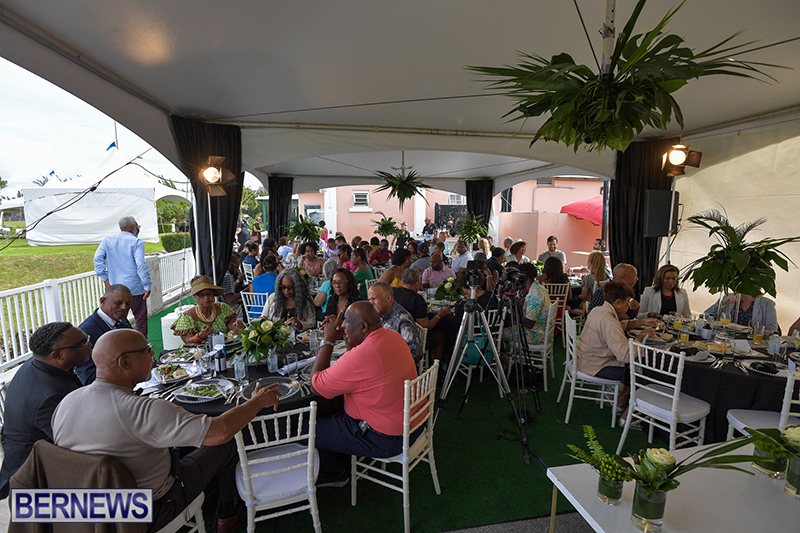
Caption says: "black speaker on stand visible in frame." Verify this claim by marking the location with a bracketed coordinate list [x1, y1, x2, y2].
[643, 190, 679, 238]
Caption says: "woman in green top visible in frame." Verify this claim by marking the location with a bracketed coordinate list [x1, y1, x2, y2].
[171, 276, 245, 344]
[351, 248, 375, 299]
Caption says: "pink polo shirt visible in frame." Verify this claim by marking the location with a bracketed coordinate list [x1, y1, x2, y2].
[312, 327, 417, 435]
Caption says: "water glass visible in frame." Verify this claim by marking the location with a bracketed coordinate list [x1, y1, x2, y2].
[200, 353, 215, 373]
[309, 329, 320, 352]
[286, 352, 299, 379]
[233, 356, 248, 385]
[752, 324, 766, 345]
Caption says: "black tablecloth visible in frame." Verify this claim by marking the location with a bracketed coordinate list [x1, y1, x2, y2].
[680, 359, 797, 443]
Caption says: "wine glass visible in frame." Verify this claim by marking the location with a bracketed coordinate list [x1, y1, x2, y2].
[792, 331, 800, 352]
[719, 311, 731, 327]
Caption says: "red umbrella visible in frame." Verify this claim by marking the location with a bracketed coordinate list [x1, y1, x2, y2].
[560, 195, 603, 226]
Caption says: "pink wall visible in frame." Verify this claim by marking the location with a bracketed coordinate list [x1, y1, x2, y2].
[492, 177, 604, 213]
[498, 212, 600, 268]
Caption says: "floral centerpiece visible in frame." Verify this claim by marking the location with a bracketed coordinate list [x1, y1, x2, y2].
[568, 426, 759, 532]
[747, 426, 800, 498]
[566, 426, 631, 505]
[434, 277, 462, 302]
[616, 440, 758, 532]
[240, 318, 291, 363]
[293, 266, 315, 286]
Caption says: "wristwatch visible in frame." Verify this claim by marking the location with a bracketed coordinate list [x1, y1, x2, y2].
[320, 340, 334, 347]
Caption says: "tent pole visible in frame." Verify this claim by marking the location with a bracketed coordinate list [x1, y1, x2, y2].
[191, 187, 201, 279]
[664, 175, 677, 265]
[207, 190, 216, 283]
[601, 178, 609, 252]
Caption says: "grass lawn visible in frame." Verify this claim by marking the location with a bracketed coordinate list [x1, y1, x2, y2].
[0, 237, 164, 291]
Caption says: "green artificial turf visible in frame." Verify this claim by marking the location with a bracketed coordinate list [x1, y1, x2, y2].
[146, 305, 662, 533]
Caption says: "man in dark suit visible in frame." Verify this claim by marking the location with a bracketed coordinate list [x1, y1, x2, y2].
[75, 284, 133, 385]
[0, 322, 90, 499]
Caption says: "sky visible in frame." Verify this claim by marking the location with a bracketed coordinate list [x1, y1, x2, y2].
[0, 57, 261, 199]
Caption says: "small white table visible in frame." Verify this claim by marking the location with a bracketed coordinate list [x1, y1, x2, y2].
[547, 445, 800, 533]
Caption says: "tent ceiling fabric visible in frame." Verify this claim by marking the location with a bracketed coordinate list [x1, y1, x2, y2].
[2, 0, 800, 185]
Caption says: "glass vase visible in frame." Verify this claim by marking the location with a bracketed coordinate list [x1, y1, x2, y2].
[631, 482, 667, 533]
[751, 447, 788, 479]
[785, 455, 800, 499]
[596, 475, 624, 505]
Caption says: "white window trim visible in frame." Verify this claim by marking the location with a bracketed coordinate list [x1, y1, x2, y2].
[350, 190, 372, 213]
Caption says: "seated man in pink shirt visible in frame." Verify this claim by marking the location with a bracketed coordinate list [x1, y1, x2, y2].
[310, 301, 418, 486]
[421, 252, 456, 289]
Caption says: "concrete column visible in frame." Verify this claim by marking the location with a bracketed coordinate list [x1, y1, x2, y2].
[322, 188, 338, 236]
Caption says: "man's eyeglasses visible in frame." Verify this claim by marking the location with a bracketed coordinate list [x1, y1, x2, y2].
[117, 344, 154, 361]
[59, 335, 91, 351]
[331, 280, 348, 286]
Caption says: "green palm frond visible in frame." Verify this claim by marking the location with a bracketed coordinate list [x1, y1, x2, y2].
[286, 215, 320, 243]
[467, 0, 786, 152]
[374, 170, 430, 210]
[371, 211, 402, 238]
[456, 212, 487, 244]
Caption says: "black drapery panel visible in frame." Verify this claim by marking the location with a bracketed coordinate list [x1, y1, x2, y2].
[268, 175, 293, 241]
[465, 178, 493, 231]
[169, 116, 243, 285]
[609, 137, 679, 295]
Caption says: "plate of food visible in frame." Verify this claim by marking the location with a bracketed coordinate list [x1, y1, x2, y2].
[692, 341, 732, 355]
[242, 376, 301, 402]
[161, 346, 204, 364]
[173, 378, 234, 403]
[152, 363, 198, 384]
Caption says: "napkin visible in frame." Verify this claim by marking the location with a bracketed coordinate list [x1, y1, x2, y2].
[278, 357, 316, 376]
[750, 362, 778, 374]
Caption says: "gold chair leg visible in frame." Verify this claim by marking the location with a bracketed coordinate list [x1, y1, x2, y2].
[549, 484, 558, 533]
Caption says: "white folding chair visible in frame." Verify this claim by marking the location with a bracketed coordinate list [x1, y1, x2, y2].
[154, 493, 206, 533]
[351, 363, 441, 533]
[556, 315, 621, 427]
[527, 301, 559, 391]
[234, 402, 321, 533]
[415, 322, 429, 375]
[241, 291, 269, 324]
[365, 278, 379, 291]
[616, 341, 710, 454]
[543, 282, 570, 346]
[242, 262, 255, 284]
[726, 358, 800, 439]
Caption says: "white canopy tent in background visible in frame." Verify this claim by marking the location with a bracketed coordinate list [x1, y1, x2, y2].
[22, 148, 191, 246]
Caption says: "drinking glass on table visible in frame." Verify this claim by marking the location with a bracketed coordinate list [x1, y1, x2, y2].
[286, 352, 299, 380]
[673, 316, 683, 331]
[752, 323, 766, 345]
[793, 331, 800, 352]
[719, 312, 731, 327]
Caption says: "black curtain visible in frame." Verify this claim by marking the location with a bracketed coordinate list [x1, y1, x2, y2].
[169, 116, 244, 285]
[465, 178, 493, 232]
[268, 175, 293, 240]
[609, 137, 679, 295]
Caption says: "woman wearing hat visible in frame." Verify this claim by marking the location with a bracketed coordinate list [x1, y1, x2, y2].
[509, 239, 531, 264]
[171, 276, 245, 344]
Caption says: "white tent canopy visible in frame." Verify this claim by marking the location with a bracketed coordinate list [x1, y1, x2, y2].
[22, 149, 192, 245]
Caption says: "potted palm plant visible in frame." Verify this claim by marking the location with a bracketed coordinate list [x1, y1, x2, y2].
[681, 210, 800, 318]
[372, 212, 402, 239]
[456, 212, 487, 250]
[286, 215, 320, 244]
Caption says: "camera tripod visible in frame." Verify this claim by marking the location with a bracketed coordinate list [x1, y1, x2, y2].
[437, 285, 533, 465]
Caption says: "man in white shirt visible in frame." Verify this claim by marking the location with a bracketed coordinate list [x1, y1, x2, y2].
[451, 239, 474, 273]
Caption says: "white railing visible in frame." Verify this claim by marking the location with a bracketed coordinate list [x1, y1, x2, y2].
[0, 248, 195, 371]
[159, 249, 195, 296]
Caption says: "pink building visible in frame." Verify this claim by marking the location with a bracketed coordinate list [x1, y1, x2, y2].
[289, 177, 604, 268]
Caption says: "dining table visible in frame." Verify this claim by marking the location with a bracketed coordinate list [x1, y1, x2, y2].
[633, 325, 799, 443]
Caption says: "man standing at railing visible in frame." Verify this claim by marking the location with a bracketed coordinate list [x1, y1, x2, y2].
[93, 216, 152, 337]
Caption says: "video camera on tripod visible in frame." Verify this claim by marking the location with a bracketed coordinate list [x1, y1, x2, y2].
[498, 266, 527, 294]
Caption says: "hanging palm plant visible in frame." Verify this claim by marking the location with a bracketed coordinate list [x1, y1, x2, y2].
[468, 0, 783, 153]
[373, 151, 430, 210]
[371, 211, 402, 238]
[681, 209, 800, 298]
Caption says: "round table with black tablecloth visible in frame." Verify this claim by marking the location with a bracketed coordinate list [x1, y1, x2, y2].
[679, 359, 796, 443]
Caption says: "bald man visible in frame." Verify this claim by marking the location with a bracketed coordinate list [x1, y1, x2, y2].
[587, 264, 659, 330]
[309, 301, 418, 486]
[368, 282, 423, 362]
[52, 329, 281, 533]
